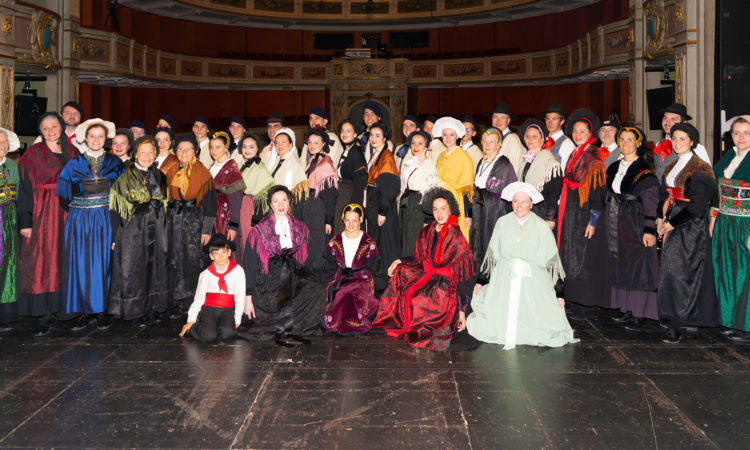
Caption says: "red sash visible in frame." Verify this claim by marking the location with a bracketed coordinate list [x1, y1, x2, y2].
[204, 292, 234, 309]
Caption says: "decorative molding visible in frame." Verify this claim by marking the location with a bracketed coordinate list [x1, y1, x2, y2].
[3, 16, 11, 36]
[1, 64, 12, 129]
[643, 0, 673, 59]
[24, 11, 59, 69]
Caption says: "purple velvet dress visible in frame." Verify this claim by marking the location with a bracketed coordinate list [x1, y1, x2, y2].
[324, 232, 379, 334]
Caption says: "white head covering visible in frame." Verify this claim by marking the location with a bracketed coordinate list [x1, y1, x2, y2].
[273, 127, 297, 151]
[724, 115, 750, 134]
[432, 117, 466, 139]
[0, 127, 20, 153]
[501, 181, 544, 204]
[75, 118, 116, 144]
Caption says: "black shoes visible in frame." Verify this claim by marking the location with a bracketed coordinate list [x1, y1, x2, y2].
[168, 304, 184, 320]
[0, 324, 12, 333]
[624, 318, 647, 331]
[71, 314, 96, 331]
[566, 304, 596, 321]
[727, 331, 750, 342]
[662, 327, 681, 344]
[96, 313, 111, 330]
[613, 312, 633, 323]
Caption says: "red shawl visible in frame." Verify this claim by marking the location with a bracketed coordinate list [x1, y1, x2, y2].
[305, 154, 338, 197]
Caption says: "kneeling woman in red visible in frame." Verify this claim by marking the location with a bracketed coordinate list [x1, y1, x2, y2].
[374, 188, 474, 351]
[324, 203, 379, 335]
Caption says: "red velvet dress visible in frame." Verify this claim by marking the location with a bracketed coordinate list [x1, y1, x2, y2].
[374, 218, 474, 351]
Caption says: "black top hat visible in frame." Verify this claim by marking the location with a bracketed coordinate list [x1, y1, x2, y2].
[488, 102, 516, 120]
[600, 110, 621, 130]
[540, 102, 568, 118]
[658, 103, 692, 121]
[203, 233, 236, 253]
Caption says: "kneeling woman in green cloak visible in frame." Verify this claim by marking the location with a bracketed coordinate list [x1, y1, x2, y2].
[466, 182, 578, 350]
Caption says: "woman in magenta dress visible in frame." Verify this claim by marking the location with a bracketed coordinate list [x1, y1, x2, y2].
[324, 203, 379, 335]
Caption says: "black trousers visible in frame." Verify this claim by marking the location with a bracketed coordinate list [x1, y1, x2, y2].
[190, 306, 235, 342]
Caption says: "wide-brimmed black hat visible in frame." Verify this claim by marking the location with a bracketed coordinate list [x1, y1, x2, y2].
[518, 118, 549, 142]
[487, 102, 517, 120]
[265, 112, 287, 126]
[670, 122, 700, 149]
[565, 108, 600, 136]
[658, 102, 692, 121]
[203, 233, 236, 253]
[540, 102, 568, 118]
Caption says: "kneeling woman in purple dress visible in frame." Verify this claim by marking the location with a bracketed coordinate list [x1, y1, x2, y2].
[324, 203, 379, 335]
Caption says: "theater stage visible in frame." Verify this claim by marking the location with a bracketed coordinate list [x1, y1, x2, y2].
[0, 312, 747, 448]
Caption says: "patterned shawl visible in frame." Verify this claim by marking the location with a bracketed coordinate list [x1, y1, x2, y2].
[166, 156, 214, 204]
[306, 153, 338, 197]
[246, 213, 309, 274]
[109, 164, 168, 220]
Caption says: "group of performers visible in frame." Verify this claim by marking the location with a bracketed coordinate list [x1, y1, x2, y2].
[0, 99, 748, 350]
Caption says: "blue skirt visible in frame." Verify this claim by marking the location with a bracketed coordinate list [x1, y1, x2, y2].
[62, 201, 112, 314]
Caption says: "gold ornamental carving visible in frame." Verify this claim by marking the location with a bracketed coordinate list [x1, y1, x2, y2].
[349, 62, 387, 76]
[675, 3, 684, 24]
[675, 55, 683, 103]
[2, 65, 13, 129]
[3, 16, 11, 36]
[27, 11, 59, 69]
[72, 38, 80, 56]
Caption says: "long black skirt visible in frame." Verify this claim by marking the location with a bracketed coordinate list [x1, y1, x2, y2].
[167, 201, 210, 309]
[399, 189, 426, 258]
[658, 216, 717, 327]
[243, 252, 325, 339]
[109, 200, 169, 320]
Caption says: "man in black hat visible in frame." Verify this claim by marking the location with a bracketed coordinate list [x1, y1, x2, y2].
[460, 115, 482, 166]
[394, 114, 421, 171]
[301, 107, 344, 166]
[541, 102, 576, 169]
[228, 116, 247, 153]
[179, 234, 246, 342]
[488, 103, 526, 173]
[128, 120, 147, 140]
[653, 102, 711, 183]
[598, 111, 622, 168]
[261, 112, 287, 170]
[192, 116, 213, 168]
[61, 101, 86, 153]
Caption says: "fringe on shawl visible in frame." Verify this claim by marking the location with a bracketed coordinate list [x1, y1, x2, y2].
[291, 179, 311, 203]
[577, 159, 606, 207]
[546, 253, 565, 285]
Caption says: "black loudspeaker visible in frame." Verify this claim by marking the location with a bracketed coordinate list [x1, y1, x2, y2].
[14, 95, 47, 136]
[718, 0, 750, 120]
[362, 33, 380, 50]
[646, 87, 674, 131]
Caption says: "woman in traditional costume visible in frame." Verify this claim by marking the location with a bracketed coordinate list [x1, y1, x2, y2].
[110, 128, 134, 166]
[268, 127, 307, 195]
[108, 136, 169, 324]
[17, 113, 80, 335]
[364, 121, 401, 292]
[399, 130, 439, 256]
[324, 203, 379, 334]
[296, 128, 338, 279]
[470, 127, 516, 271]
[0, 128, 21, 330]
[434, 117, 474, 241]
[517, 118, 563, 228]
[57, 119, 125, 331]
[557, 108, 610, 320]
[467, 182, 577, 349]
[164, 135, 217, 318]
[154, 126, 179, 174]
[657, 123, 717, 343]
[208, 130, 245, 252]
[605, 126, 660, 330]
[334, 120, 367, 235]
[374, 188, 474, 351]
[243, 185, 325, 346]
[237, 132, 274, 259]
[713, 115, 750, 341]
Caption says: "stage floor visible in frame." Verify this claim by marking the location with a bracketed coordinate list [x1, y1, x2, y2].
[0, 311, 748, 449]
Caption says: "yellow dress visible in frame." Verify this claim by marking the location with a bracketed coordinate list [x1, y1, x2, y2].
[436, 146, 474, 240]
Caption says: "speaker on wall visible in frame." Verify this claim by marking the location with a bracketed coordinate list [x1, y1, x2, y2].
[14, 95, 47, 136]
[645, 87, 674, 131]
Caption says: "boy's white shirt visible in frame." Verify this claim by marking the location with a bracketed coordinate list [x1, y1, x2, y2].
[187, 262, 246, 325]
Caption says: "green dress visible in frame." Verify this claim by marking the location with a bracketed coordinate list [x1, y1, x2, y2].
[0, 157, 18, 323]
[466, 212, 578, 349]
[712, 148, 750, 331]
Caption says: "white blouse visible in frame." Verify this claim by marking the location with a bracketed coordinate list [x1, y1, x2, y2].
[723, 147, 749, 179]
[665, 152, 693, 187]
[209, 158, 229, 178]
[611, 159, 634, 194]
[275, 215, 293, 249]
[342, 232, 363, 268]
[475, 155, 499, 189]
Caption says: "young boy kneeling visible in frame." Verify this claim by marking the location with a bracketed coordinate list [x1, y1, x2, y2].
[179, 234, 245, 341]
